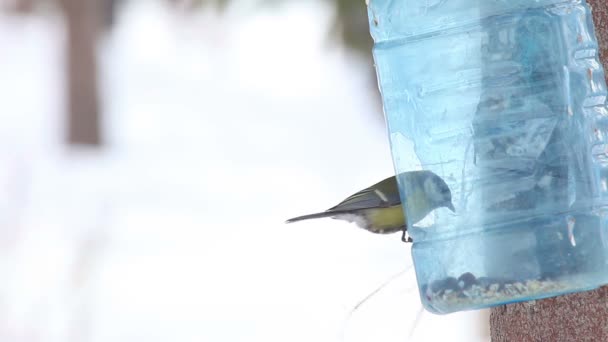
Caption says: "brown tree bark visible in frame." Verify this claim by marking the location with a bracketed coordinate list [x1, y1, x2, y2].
[11, 0, 34, 14]
[60, 0, 102, 146]
[490, 288, 608, 341]
[593, 0, 608, 85]
[490, 1, 608, 341]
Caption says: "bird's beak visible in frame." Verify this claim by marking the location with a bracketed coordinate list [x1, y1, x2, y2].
[447, 202, 455, 212]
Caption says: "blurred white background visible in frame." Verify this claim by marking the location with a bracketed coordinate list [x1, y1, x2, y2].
[0, 0, 489, 341]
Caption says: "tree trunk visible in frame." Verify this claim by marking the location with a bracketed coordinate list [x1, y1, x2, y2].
[61, 0, 102, 146]
[490, 1, 608, 341]
[490, 288, 608, 341]
[101, 0, 119, 31]
[593, 0, 608, 85]
[11, 0, 34, 14]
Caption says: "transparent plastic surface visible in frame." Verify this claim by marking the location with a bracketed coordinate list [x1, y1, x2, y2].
[368, 0, 608, 314]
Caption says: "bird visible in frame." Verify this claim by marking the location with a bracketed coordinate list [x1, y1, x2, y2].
[285, 170, 455, 242]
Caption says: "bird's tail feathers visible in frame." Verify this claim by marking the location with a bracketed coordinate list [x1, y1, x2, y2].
[285, 210, 355, 224]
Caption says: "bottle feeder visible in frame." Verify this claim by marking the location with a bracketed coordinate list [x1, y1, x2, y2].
[367, 0, 608, 314]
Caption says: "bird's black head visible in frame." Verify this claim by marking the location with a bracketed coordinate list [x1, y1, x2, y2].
[424, 171, 455, 212]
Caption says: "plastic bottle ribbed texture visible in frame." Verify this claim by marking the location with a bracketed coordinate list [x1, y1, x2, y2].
[368, 0, 608, 314]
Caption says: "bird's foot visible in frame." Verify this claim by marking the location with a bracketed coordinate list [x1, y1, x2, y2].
[401, 229, 413, 243]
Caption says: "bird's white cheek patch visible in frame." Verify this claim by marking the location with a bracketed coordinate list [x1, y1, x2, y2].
[423, 177, 441, 201]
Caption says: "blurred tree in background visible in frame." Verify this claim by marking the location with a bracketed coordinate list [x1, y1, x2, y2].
[330, 0, 373, 58]
[9, 0, 34, 13]
[3, 0, 379, 147]
[7, 0, 113, 147]
[180, 0, 374, 58]
[60, 0, 103, 146]
[181, 0, 382, 106]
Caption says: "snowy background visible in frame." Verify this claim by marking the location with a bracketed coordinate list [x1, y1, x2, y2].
[0, 0, 489, 341]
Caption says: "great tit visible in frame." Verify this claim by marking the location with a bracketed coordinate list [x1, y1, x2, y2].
[286, 170, 455, 242]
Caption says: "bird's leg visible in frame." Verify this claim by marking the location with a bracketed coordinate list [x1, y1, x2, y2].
[401, 227, 413, 243]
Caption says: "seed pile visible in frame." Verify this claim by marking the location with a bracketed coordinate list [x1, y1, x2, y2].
[421, 272, 572, 310]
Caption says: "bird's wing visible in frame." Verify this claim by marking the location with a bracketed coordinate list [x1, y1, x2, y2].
[328, 176, 401, 212]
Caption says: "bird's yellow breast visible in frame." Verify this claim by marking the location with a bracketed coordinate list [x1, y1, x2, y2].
[363, 205, 406, 234]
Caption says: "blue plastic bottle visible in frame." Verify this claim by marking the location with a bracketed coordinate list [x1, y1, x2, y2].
[367, 0, 608, 314]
